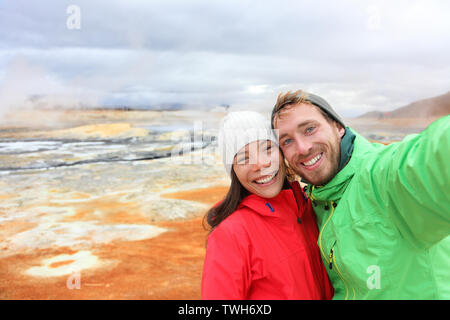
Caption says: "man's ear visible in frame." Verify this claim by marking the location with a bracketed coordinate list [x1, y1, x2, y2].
[335, 122, 346, 139]
[339, 126, 346, 138]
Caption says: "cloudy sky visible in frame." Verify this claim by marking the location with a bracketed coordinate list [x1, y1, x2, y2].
[0, 0, 449, 117]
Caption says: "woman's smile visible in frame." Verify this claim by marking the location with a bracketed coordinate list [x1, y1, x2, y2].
[253, 170, 279, 185]
[233, 140, 286, 199]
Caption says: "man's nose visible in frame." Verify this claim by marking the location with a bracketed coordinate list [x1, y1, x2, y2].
[295, 137, 312, 156]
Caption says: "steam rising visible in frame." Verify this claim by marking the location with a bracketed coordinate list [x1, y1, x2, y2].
[0, 56, 101, 120]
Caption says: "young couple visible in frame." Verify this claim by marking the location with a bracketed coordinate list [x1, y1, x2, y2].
[202, 90, 450, 300]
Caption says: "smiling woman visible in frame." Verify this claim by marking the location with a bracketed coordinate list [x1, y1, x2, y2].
[201, 111, 334, 300]
[233, 140, 285, 199]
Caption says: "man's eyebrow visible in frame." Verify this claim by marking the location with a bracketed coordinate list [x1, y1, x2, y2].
[278, 120, 315, 140]
[278, 132, 289, 141]
[297, 120, 316, 129]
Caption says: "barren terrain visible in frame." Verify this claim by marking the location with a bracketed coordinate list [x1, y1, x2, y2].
[0, 108, 442, 299]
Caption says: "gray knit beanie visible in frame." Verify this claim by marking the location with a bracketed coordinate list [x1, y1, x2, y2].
[271, 91, 345, 129]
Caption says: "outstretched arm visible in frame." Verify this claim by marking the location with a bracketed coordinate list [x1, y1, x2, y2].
[372, 115, 450, 248]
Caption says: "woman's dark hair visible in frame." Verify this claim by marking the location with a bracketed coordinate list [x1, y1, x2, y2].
[203, 169, 249, 234]
[203, 164, 292, 239]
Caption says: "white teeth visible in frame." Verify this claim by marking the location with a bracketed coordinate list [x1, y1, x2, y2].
[255, 171, 277, 184]
[302, 153, 322, 166]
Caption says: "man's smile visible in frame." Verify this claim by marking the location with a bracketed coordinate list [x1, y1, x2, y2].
[299, 152, 324, 170]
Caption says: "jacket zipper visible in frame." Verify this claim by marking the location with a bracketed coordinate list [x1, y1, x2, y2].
[318, 201, 355, 300]
[332, 245, 356, 300]
[329, 248, 334, 270]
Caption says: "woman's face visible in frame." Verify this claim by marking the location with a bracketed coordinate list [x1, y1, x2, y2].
[233, 140, 286, 199]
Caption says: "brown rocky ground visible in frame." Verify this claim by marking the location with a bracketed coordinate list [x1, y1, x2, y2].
[0, 186, 228, 300]
[0, 109, 229, 300]
[1, 109, 438, 300]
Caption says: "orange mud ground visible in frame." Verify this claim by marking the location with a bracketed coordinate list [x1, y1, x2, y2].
[0, 186, 229, 300]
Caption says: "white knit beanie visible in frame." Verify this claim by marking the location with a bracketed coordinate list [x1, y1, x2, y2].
[218, 111, 278, 177]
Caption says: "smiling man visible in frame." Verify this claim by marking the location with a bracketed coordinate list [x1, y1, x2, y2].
[271, 90, 450, 299]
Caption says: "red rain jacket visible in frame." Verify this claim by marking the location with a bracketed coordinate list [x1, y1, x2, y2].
[202, 181, 334, 300]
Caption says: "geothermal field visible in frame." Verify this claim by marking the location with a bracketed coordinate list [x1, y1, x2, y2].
[0, 108, 230, 299]
[0, 108, 439, 299]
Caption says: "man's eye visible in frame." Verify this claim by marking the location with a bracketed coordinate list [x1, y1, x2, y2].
[305, 127, 315, 134]
[282, 138, 292, 146]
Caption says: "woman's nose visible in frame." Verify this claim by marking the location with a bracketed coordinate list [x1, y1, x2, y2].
[254, 153, 271, 170]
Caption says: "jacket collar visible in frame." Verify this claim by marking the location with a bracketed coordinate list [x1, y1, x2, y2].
[309, 128, 375, 202]
[238, 184, 299, 218]
[338, 127, 356, 172]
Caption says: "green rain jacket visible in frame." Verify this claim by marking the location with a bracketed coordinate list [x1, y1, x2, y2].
[307, 115, 450, 299]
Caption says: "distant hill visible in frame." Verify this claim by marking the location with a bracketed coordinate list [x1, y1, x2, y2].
[358, 91, 450, 119]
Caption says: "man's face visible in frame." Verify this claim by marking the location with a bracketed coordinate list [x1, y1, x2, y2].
[274, 103, 345, 186]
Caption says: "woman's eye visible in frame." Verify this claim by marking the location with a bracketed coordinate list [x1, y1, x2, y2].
[237, 157, 248, 164]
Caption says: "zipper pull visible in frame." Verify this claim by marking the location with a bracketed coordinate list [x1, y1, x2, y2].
[329, 248, 334, 270]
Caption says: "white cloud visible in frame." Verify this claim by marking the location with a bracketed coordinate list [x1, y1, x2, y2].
[0, 0, 448, 117]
